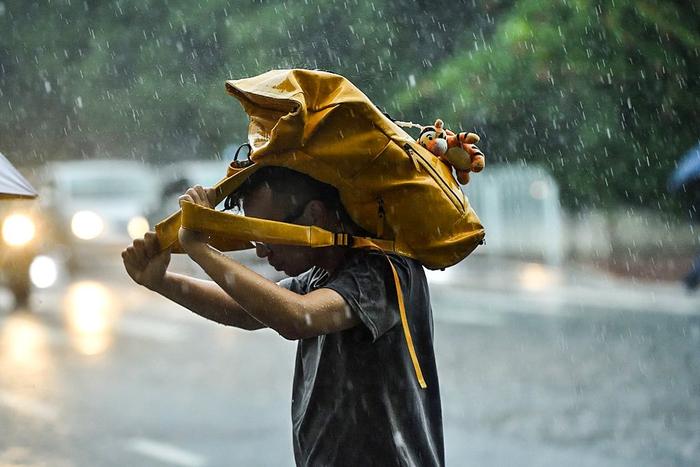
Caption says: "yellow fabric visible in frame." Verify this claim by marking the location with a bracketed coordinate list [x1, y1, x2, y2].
[226, 69, 484, 270]
[156, 69, 484, 269]
[180, 201, 358, 248]
[390, 256, 427, 389]
[156, 163, 261, 253]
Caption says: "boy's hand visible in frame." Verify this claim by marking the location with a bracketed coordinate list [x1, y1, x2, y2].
[178, 185, 216, 253]
[122, 231, 171, 291]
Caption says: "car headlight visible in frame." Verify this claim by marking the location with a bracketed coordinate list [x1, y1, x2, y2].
[71, 211, 104, 240]
[2, 213, 36, 246]
[127, 216, 149, 240]
[30, 255, 58, 289]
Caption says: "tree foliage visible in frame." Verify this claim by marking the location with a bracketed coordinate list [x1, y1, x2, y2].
[395, 0, 700, 209]
[1, 0, 698, 211]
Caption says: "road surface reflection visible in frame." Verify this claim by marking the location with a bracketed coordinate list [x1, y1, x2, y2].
[63, 280, 120, 356]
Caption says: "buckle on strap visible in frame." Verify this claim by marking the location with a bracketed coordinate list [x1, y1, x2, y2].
[333, 233, 352, 247]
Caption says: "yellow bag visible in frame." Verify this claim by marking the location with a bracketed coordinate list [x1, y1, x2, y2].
[155, 69, 485, 389]
[156, 69, 484, 269]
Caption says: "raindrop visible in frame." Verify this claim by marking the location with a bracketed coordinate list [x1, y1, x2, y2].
[408, 74, 416, 88]
[225, 272, 236, 287]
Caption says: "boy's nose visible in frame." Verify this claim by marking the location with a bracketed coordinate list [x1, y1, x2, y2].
[255, 242, 271, 258]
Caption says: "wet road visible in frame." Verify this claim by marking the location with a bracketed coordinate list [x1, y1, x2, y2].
[1, 254, 699, 466]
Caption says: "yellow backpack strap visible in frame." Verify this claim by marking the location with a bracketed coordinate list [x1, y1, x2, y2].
[358, 240, 427, 389]
[180, 201, 341, 248]
[155, 163, 260, 252]
[157, 201, 400, 255]
[389, 256, 427, 389]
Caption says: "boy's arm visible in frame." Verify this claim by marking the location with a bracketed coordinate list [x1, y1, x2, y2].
[153, 272, 266, 330]
[122, 231, 265, 330]
[179, 228, 361, 340]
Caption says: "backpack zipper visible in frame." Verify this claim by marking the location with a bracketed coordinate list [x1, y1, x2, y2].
[402, 143, 465, 213]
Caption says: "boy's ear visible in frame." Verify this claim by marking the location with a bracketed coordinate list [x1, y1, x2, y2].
[304, 200, 327, 225]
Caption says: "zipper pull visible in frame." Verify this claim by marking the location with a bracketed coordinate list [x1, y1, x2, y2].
[403, 143, 421, 172]
[377, 198, 385, 238]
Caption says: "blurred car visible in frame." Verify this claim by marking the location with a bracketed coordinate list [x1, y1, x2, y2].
[0, 153, 59, 308]
[37, 160, 158, 269]
[148, 159, 231, 225]
[0, 198, 47, 306]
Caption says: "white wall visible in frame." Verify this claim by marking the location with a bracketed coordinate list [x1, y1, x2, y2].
[464, 164, 699, 264]
[463, 164, 564, 264]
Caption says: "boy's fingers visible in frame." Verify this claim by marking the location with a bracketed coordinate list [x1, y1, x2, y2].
[189, 185, 203, 205]
[144, 231, 160, 256]
[132, 238, 149, 267]
[186, 187, 202, 205]
[181, 185, 214, 209]
[194, 185, 210, 207]
[124, 246, 145, 270]
[205, 187, 217, 208]
[179, 193, 194, 208]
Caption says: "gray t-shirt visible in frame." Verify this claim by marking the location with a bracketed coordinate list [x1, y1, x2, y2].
[279, 250, 444, 467]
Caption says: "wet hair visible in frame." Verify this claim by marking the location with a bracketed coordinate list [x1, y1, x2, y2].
[223, 166, 337, 210]
[223, 166, 361, 232]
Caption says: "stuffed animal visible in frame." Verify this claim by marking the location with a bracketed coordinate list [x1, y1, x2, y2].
[417, 119, 485, 185]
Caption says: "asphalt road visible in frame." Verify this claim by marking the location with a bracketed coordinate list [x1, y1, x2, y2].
[1, 254, 699, 467]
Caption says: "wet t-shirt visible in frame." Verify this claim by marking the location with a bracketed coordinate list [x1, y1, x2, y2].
[279, 251, 444, 467]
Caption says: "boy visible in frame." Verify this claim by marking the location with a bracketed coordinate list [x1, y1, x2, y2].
[122, 166, 444, 466]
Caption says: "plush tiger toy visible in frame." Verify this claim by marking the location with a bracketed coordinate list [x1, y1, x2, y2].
[417, 119, 485, 185]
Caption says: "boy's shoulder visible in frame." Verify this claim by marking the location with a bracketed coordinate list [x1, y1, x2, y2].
[278, 249, 425, 294]
[279, 250, 425, 295]
[332, 250, 427, 293]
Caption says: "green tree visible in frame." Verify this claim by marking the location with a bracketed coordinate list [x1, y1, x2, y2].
[396, 0, 700, 210]
[1, 0, 508, 163]
[2, 0, 698, 215]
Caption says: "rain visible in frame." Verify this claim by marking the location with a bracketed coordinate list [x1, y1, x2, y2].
[1, 1, 700, 466]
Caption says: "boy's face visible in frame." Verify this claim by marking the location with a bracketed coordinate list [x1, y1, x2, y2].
[242, 184, 317, 276]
